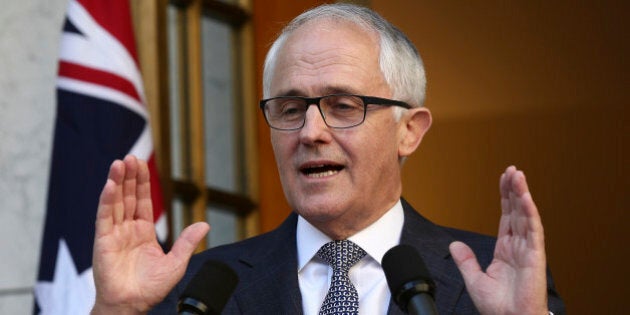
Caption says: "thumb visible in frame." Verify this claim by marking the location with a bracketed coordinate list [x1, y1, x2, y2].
[170, 222, 210, 261]
[449, 241, 483, 287]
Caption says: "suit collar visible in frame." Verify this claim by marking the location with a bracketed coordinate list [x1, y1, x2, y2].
[399, 198, 452, 259]
[233, 212, 303, 314]
[387, 198, 466, 315]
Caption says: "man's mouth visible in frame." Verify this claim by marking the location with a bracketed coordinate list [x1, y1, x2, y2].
[300, 164, 344, 178]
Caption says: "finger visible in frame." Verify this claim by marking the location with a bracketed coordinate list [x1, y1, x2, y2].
[122, 155, 139, 221]
[511, 171, 545, 250]
[508, 171, 525, 235]
[509, 171, 527, 236]
[134, 158, 153, 222]
[169, 222, 210, 262]
[108, 160, 126, 225]
[499, 166, 517, 200]
[96, 160, 124, 235]
[95, 179, 117, 237]
[500, 166, 517, 214]
[498, 166, 516, 238]
[502, 168, 541, 236]
[449, 241, 483, 288]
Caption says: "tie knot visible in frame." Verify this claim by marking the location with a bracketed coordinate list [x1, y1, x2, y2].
[317, 240, 366, 271]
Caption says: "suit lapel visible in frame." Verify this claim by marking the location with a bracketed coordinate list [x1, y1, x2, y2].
[387, 199, 466, 315]
[232, 213, 303, 314]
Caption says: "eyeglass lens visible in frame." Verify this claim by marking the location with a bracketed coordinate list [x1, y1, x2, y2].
[265, 95, 366, 129]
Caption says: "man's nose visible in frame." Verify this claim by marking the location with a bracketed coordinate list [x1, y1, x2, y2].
[298, 106, 331, 144]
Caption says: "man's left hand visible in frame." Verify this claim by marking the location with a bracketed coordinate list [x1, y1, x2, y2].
[449, 166, 548, 315]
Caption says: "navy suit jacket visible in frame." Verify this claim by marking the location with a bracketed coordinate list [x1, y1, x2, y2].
[151, 198, 565, 314]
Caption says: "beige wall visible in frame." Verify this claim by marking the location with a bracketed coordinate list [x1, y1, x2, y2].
[0, 0, 68, 312]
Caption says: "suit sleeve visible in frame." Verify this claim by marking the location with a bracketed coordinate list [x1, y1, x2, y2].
[546, 267, 566, 315]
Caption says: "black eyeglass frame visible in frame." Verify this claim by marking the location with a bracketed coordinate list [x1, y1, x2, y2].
[259, 94, 412, 131]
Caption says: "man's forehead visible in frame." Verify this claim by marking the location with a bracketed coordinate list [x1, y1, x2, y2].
[272, 86, 364, 98]
[269, 61, 385, 98]
[269, 20, 384, 97]
[286, 18, 378, 46]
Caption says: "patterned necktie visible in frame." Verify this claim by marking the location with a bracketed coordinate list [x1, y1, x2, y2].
[317, 240, 367, 315]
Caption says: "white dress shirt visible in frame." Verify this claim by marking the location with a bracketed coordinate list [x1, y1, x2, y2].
[297, 200, 404, 315]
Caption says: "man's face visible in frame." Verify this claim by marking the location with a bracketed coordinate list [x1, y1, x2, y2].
[269, 20, 408, 238]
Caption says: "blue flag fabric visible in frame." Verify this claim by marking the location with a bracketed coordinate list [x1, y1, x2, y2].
[34, 0, 167, 313]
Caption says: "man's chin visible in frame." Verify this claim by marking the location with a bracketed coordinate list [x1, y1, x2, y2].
[294, 204, 345, 223]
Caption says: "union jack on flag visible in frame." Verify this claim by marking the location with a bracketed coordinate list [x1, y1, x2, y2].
[34, 0, 167, 313]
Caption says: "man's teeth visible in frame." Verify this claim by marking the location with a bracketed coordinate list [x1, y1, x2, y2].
[302, 163, 343, 178]
[307, 169, 339, 178]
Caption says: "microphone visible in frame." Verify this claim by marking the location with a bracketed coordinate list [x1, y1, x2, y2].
[177, 260, 239, 315]
[382, 244, 438, 315]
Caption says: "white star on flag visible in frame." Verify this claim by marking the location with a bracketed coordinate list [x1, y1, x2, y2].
[34, 239, 95, 314]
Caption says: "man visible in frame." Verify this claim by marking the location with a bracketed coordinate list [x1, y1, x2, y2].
[91, 4, 564, 314]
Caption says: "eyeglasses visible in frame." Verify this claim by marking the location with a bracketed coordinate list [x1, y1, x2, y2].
[259, 94, 411, 130]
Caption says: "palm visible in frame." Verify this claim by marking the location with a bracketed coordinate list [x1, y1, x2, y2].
[449, 166, 547, 315]
[92, 156, 208, 313]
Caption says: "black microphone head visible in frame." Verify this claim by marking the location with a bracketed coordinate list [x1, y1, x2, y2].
[382, 244, 435, 310]
[178, 260, 239, 315]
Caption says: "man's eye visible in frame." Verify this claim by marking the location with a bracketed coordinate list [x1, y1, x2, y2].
[329, 99, 364, 113]
[279, 102, 304, 116]
[325, 96, 363, 112]
[332, 103, 358, 111]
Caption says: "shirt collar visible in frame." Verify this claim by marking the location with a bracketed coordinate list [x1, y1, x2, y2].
[297, 200, 404, 271]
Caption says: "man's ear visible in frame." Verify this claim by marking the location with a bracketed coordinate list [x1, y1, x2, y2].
[398, 107, 432, 158]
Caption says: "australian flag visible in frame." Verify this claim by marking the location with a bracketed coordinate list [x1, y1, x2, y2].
[34, 0, 167, 313]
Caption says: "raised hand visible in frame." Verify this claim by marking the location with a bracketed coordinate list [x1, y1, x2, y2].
[91, 155, 209, 314]
[449, 166, 548, 315]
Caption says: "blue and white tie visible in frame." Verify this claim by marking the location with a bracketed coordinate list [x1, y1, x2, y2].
[317, 240, 367, 315]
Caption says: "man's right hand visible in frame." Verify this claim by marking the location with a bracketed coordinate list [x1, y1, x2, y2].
[91, 155, 209, 314]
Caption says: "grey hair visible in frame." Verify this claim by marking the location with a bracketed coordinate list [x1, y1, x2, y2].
[262, 3, 426, 112]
